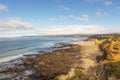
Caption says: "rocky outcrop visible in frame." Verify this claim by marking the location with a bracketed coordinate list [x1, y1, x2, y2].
[100, 37, 120, 63]
[97, 37, 120, 80]
[0, 43, 82, 80]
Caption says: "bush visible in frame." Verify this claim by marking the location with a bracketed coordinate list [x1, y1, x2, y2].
[105, 61, 120, 79]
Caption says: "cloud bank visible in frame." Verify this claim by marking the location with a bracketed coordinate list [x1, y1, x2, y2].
[0, 24, 119, 37]
[34, 25, 119, 35]
[0, 17, 32, 31]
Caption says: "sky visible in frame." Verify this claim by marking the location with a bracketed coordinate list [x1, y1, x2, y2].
[0, 0, 120, 37]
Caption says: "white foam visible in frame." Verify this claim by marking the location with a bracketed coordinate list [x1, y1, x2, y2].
[0, 52, 35, 63]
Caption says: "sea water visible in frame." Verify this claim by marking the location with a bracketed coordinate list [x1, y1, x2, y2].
[0, 37, 85, 63]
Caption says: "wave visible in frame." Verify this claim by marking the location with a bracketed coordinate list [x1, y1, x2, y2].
[0, 52, 36, 63]
[0, 37, 85, 63]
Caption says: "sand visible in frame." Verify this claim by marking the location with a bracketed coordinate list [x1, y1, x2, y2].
[78, 41, 103, 70]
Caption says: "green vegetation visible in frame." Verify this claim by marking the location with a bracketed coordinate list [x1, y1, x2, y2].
[89, 33, 120, 40]
[97, 36, 120, 79]
[0, 73, 14, 79]
[72, 69, 83, 80]
[105, 61, 120, 79]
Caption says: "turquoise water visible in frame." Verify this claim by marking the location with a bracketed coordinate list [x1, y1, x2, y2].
[0, 37, 85, 59]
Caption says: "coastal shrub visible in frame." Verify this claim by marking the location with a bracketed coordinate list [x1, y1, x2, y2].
[71, 69, 82, 80]
[98, 37, 120, 79]
[105, 61, 120, 79]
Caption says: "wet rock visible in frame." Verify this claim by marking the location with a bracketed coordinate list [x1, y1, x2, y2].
[24, 69, 36, 76]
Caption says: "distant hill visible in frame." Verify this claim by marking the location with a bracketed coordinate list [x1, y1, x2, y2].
[23, 34, 92, 38]
[43, 34, 92, 38]
[23, 33, 120, 38]
[89, 33, 120, 40]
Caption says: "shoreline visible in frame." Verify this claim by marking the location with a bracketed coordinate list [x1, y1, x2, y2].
[0, 37, 85, 64]
[0, 41, 83, 79]
[0, 43, 60, 64]
[0, 40, 84, 64]
[0, 41, 80, 67]
[0, 51, 40, 63]
[0, 40, 99, 80]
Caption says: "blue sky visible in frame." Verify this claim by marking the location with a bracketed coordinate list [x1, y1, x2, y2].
[0, 0, 120, 37]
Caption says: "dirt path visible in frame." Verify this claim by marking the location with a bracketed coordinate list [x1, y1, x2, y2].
[79, 41, 103, 70]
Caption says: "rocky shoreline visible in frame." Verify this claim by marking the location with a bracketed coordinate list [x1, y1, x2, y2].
[1, 36, 120, 80]
[0, 42, 83, 80]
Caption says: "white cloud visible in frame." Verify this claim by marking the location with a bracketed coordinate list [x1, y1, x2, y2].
[69, 14, 89, 21]
[86, 0, 112, 6]
[0, 4, 8, 11]
[34, 25, 119, 35]
[69, 15, 79, 21]
[58, 5, 70, 10]
[49, 14, 89, 21]
[0, 24, 119, 37]
[0, 17, 32, 31]
[80, 14, 89, 21]
[49, 15, 67, 21]
[96, 10, 109, 17]
[0, 30, 38, 37]
[105, 1, 112, 6]
[49, 17, 58, 21]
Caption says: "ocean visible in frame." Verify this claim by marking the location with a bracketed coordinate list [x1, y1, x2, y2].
[0, 37, 85, 63]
